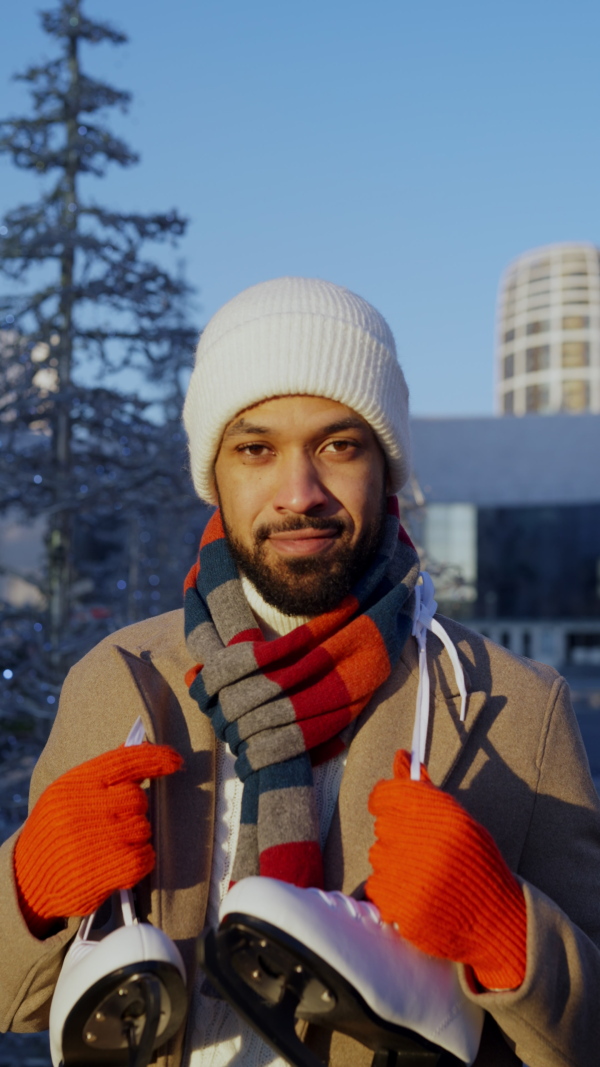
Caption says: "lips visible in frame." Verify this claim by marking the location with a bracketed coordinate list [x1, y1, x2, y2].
[267, 527, 341, 556]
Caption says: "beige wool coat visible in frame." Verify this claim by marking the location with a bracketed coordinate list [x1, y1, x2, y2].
[1, 608, 600, 1067]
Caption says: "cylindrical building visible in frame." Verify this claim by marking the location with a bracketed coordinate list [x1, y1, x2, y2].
[496, 242, 600, 415]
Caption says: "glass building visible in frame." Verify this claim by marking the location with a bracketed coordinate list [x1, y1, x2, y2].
[496, 242, 600, 416]
[409, 414, 600, 669]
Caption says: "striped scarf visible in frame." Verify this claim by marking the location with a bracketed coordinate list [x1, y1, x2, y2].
[183, 499, 420, 889]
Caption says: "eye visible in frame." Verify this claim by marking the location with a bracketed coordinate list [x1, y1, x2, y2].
[236, 442, 272, 457]
[322, 438, 358, 453]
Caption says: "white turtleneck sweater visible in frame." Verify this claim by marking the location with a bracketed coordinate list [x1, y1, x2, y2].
[185, 581, 353, 1067]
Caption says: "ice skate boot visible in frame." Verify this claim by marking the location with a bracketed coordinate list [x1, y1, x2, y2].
[198, 876, 483, 1067]
[49, 887, 187, 1067]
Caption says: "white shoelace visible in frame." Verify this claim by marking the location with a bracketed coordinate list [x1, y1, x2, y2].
[410, 572, 467, 781]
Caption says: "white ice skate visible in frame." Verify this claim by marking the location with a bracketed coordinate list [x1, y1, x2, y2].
[198, 876, 484, 1067]
[49, 887, 187, 1067]
[49, 717, 187, 1067]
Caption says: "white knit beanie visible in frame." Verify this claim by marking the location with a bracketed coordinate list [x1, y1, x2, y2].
[183, 277, 411, 503]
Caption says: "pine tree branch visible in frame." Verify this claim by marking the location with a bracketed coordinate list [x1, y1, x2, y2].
[41, 5, 128, 47]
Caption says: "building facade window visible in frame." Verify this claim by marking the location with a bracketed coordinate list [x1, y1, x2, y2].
[476, 504, 600, 619]
[526, 383, 550, 412]
[526, 320, 550, 335]
[529, 261, 551, 280]
[562, 341, 589, 367]
[563, 292, 589, 305]
[567, 633, 600, 666]
[562, 379, 590, 411]
[526, 345, 550, 372]
[504, 328, 515, 342]
[563, 315, 589, 330]
[503, 390, 514, 414]
[503, 353, 514, 379]
[422, 503, 477, 614]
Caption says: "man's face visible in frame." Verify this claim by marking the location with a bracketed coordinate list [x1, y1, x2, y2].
[214, 395, 388, 615]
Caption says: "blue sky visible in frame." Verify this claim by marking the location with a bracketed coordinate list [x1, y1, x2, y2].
[2, 0, 600, 415]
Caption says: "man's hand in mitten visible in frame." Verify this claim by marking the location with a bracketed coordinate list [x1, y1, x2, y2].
[14, 743, 183, 938]
[366, 750, 527, 991]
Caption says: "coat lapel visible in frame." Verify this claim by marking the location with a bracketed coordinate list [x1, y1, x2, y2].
[426, 636, 488, 788]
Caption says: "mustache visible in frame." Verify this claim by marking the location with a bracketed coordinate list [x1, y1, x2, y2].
[255, 516, 348, 543]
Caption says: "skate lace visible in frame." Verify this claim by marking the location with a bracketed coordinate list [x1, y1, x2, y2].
[410, 571, 467, 781]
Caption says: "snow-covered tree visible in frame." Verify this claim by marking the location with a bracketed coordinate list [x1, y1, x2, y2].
[0, 0, 206, 734]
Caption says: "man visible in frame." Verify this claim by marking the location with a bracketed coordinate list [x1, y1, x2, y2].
[1, 277, 599, 1067]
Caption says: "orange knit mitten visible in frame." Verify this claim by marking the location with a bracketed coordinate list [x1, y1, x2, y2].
[14, 743, 182, 938]
[366, 750, 527, 991]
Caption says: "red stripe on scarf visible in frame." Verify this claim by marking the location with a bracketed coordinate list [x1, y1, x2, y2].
[325, 615, 391, 695]
[260, 840, 324, 888]
[201, 510, 226, 545]
[184, 664, 203, 686]
[291, 660, 353, 725]
[250, 599, 358, 672]
[303, 595, 360, 642]
[228, 627, 264, 645]
[258, 642, 339, 697]
[300, 706, 357, 750]
[183, 560, 200, 594]
[256, 617, 390, 722]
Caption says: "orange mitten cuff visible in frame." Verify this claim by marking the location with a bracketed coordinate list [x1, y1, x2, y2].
[14, 743, 183, 939]
[366, 750, 527, 991]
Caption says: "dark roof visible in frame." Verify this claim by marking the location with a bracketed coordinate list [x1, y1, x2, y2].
[410, 413, 600, 506]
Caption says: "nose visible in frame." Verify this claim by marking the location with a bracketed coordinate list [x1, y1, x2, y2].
[271, 452, 329, 514]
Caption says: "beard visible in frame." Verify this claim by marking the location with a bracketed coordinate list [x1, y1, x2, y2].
[221, 502, 387, 617]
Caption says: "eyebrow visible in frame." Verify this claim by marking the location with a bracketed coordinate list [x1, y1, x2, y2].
[223, 418, 271, 439]
[223, 415, 369, 439]
[319, 417, 368, 435]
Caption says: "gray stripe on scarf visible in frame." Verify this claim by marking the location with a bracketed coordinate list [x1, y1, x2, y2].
[232, 824, 260, 880]
[201, 642, 259, 695]
[258, 787, 318, 850]
[220, 672, 284, 722]
[186, 620, 224, 664]
[206, 579, 257, 646]
[235, 697, 297, 740]
[243, 721, 306, 771]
